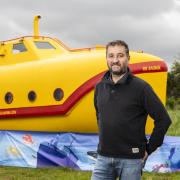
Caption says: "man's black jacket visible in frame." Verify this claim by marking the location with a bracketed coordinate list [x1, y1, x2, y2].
[94, 68, 171, 159]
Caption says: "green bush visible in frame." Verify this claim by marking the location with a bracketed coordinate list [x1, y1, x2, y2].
[166, 97, 176, 109]
[177, 98, 180, 105]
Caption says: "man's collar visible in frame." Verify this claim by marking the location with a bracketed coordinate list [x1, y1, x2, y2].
[102, 67, 132, 85]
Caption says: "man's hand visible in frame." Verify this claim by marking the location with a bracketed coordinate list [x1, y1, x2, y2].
[142, 151, 148, 169]
[143, 151, 148, 162]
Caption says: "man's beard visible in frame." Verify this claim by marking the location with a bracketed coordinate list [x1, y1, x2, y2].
[108, 64, 127, 76]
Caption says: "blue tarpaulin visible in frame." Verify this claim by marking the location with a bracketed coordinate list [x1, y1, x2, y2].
[0, 131, 179, 172]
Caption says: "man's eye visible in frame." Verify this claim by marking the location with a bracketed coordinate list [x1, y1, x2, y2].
[108, 54, 113, 58]
[118, 54, 124, 58]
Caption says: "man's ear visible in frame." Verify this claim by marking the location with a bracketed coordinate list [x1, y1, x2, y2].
[128, 55, 130, 61]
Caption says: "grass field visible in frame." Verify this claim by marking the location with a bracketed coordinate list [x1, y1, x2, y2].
[0, 108, 179, 179]
[0, 166, 180, 180]
[166, 107, 180, 136]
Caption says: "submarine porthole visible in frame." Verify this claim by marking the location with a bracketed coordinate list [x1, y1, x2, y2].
[5, 92, 13, 104]
[28, 91, 36, 102]
[54, 88, 64, 101]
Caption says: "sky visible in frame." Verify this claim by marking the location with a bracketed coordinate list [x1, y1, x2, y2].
[0, 0, 180, 69]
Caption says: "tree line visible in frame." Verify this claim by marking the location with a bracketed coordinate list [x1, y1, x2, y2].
[166, 58, 180, 109]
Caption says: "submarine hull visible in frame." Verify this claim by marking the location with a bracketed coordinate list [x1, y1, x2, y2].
[0, 49, 168, 134]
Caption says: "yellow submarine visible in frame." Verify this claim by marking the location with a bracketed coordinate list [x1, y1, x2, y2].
[0, 16, 168, 134]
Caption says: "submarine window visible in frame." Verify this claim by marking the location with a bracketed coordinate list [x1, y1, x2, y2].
[54, 88, 64, 101]
[34, 42, 56, 49]
[28, 91, 36, 102]
[5, 92, 13, 104]
[12, 43, 27, 54]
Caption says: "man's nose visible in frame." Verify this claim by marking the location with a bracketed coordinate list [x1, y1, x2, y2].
[112, 57, 119, 63]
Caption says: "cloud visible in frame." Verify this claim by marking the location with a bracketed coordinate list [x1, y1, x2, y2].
[0, 0, 180, 65]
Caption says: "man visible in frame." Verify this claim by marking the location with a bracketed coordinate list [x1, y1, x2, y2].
[91, 40, 171, 180]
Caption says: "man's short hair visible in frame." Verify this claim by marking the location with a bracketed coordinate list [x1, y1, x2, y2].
[106, 40, 129, 57]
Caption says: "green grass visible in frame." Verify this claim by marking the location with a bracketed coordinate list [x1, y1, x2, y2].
[167, 108, 180, 136]
[0, 166, 91, 180]
[0, 166, 179, 180]
[0, 108, 179, 179]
